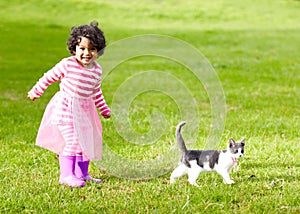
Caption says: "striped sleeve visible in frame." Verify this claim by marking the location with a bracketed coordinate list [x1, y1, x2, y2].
[28, 59, 67, 98]
[93, 86, 111, 116]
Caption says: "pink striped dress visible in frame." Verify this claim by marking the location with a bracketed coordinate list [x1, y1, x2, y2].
[28, 56, 111, 160]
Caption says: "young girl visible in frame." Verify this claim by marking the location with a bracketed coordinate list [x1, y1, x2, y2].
[28, 21, 111, 188]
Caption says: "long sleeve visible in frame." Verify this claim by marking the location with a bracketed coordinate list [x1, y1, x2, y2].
[93, 86, 111, 116]
[28, 60, 66, 98]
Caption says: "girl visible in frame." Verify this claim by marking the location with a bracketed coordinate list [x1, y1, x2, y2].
[28, 21, 111, 188]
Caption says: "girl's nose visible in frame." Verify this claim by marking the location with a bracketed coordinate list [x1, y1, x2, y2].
[84, 49, 90, 55]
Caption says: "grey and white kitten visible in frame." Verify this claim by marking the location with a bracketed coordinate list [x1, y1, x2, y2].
[170, 121, 245, 186]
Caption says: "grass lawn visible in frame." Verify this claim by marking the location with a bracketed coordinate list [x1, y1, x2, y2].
[0, 0, 299, 213]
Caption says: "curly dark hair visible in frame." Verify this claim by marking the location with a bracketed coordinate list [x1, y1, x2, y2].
[67, 21, 106, 56]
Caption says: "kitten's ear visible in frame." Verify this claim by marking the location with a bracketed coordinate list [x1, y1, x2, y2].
[229, 138, 235, 148]
[240, 139, 245, 146]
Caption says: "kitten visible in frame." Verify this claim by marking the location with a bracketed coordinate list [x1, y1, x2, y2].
[170, 121, 245, 186]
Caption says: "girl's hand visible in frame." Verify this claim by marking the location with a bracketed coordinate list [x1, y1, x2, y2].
[28, 93, 36, 101]
[101, 108, 111, 119]
[102, 113, 111, 119]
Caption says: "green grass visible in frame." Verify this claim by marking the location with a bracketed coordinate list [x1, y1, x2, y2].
[1, 0, 300, 213]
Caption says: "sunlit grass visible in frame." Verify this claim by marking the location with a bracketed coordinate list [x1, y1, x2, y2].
[0, 0, 299, 213]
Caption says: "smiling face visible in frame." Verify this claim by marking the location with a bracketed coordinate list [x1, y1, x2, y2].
[74, 37, 98, 68]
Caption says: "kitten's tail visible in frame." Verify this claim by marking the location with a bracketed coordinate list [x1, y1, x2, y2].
[176, 121, 190, 167]
[176, 121, 188, 155]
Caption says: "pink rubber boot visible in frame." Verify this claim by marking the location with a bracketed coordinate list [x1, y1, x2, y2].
[75, 156, 102, 183]
[59, 155, 86, 188]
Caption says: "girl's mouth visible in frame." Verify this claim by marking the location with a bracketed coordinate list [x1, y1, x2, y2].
[82, 57, 91, 61]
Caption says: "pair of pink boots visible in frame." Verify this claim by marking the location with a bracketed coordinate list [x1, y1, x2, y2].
[59, 155, 102, 188]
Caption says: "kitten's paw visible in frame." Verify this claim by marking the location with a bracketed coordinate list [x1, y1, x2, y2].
[189, 182, 199, 187]
[169, 177, 175, 184]
[224, 179, 235, 184]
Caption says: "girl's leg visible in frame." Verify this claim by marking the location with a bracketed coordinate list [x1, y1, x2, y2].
[58, 124, 86, 187]
[75, 156, 102, 183]
[58, 124, 82, 157]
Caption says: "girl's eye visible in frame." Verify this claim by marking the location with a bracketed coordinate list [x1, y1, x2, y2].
[91, 47, 97, 51]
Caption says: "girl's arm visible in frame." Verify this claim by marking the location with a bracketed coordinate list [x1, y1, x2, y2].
[93, 87, 111, 118]
[28, 60, 66, 100]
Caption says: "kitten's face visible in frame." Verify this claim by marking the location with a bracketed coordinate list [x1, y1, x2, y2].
[228, 138, 245, 161]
